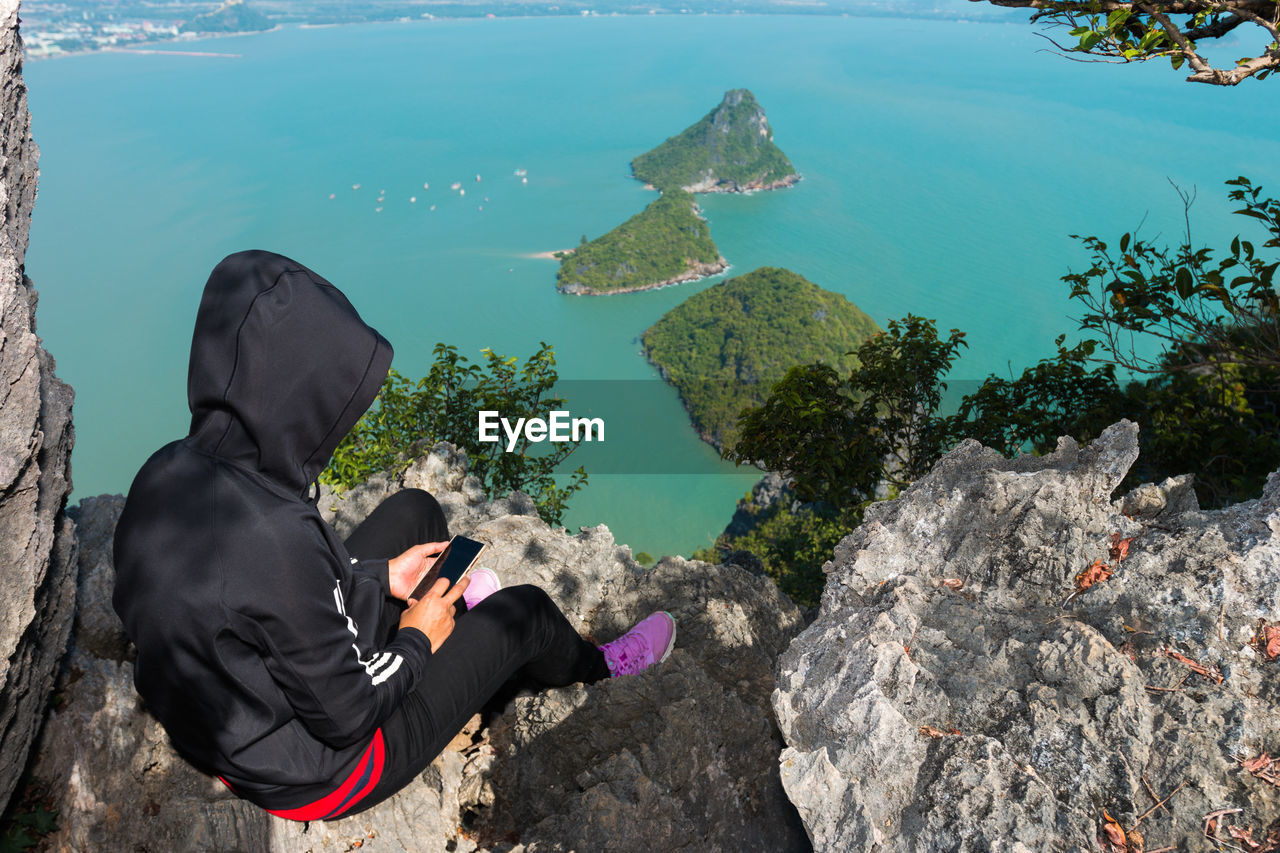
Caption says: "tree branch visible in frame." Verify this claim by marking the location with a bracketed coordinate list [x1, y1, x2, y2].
[1141, 4, 1218, 73]
[975, 0, 1280, 84]
[1186, 50, 1280, 82]
[1232, 5, 1280, 40]
[1182, 12, 1246, 39]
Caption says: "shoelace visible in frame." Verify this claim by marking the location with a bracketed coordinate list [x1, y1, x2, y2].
[603, 630, 651, 676]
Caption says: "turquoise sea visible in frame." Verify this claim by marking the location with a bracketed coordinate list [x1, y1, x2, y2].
[24, 13, 1280, 558]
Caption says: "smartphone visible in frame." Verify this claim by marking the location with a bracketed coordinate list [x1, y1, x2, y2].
[409, 535, 486, 601]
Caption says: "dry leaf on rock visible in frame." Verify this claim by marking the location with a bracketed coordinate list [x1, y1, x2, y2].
[1103, 811, 1127, 848]
[918, 725, 961, 739]
[1238, 752, 1280, 787]
[1076, 559, 1114, 592]
[1109, 533, 1134, 563]
[1163, 648, 1223, 684]
[1254, 622, 1280, 661]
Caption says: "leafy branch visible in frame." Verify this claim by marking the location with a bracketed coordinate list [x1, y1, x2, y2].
[981, 0, 1280, 84]
[1063, 176, 1280, 377]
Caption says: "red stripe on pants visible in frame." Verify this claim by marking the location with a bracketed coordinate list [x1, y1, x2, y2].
[219, 728, 385, 822]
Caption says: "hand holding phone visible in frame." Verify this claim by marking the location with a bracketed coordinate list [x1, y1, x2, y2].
[409, 535, 487, 602]
[399, 575, 469, 652]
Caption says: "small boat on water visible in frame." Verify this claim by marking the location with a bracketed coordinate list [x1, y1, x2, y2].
[513, 168, 527, 177]
[423, 182, 430, 190]
[475, 174, 482, 182]
[450, 181, 462, 191]
[410, 196, 417, 203]
[352, 183, 361, 190]
[459, 189, 466, 196]
[522, 177, 528, 184]
[329, 193, 335, 199]
[375, 206, 382, 213]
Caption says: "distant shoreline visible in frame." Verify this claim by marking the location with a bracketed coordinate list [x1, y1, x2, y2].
[27, 25, 280, 61]
[24, 11, 1023, 62]
[99, 47, 243, 58]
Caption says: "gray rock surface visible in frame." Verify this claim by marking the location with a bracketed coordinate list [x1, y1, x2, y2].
[33, 444, 808, 851]
[774, 421, 1280, 852]
[0, 0, 78, 813]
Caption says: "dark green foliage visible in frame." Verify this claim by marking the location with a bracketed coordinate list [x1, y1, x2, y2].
[1063, 177, 1279, 376]
[321, 342, 587, 526]
[179, 0, 272, 33]
[631, 89, 798, 192]
[714, 179, 1280, 599]
[945, 337, 1129, 457]
[694, 501, 858, 608]
[1126, 363, 1280, 506]
[641, 266, 882, 449]
[728, 315, 966, 505]
[724, 176, 1279, 501]
[0, 785, 57, 853]
[557, 191, 722, 294]
[940, 339, 1279, 507]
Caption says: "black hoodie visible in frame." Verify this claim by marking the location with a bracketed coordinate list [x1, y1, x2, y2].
[113, 250, 431, 810]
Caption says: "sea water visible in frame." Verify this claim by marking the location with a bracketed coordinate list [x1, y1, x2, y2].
[23, 13, 1280, 558]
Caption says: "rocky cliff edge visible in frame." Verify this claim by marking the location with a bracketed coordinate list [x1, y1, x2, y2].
[775, 421, 1280, 852]
[0, 0, 78, 815]
[31, 444, 809, 851]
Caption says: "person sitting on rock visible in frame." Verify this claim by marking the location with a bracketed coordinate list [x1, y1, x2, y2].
[111, 249, 676, 820]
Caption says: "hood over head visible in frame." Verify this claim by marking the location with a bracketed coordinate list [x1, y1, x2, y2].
[186, 250, 393, 496]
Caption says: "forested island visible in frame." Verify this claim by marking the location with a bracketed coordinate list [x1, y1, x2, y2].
[631, 89, 800, 193]
[556, 190, 727, 295]
[641, 266, 880, 448]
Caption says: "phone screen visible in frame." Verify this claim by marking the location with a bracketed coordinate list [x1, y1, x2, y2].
[410, 535, 486, 600]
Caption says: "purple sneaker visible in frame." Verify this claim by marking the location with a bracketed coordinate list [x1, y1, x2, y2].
[462, 567, 501, 610]
[598, 611, 677, 677]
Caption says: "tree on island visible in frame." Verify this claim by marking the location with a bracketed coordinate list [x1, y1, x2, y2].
[631, 89, 799, 193]
[978, 0, 1279, 85]
[557, 190, 725, 295]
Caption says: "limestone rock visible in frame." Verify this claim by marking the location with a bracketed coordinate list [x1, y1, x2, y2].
[774, 421, 1280, 852]
[1114, 472, 1200, 521]
[35, 445, 808, 851]
[0, 0, 78, 813]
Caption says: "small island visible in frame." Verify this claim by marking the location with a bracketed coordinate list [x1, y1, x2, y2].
[641, 267, 880, 449]
[556, 190, 727, 295]
[631, 89, 801, 194]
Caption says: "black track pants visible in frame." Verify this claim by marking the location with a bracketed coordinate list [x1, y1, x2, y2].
[338, 489, 610, 816]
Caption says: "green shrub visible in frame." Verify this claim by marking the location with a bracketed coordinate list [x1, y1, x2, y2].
[322, 342, 587, 526]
